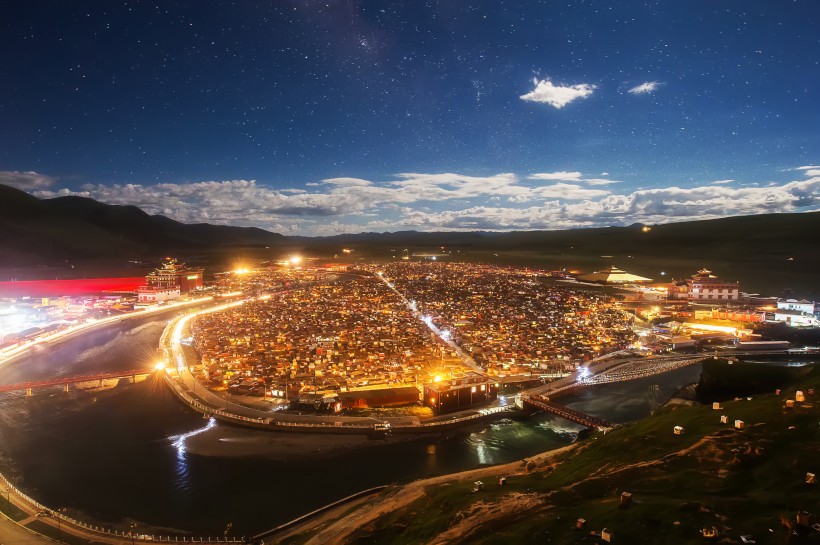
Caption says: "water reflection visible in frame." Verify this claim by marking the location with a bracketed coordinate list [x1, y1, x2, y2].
[169, 417, 216, 483]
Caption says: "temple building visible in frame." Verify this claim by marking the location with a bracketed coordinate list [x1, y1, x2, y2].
[137, 259, 203, 304]
[684, 269, 739, 302]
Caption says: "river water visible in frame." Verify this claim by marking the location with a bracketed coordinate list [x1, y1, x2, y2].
[0, 315, 703, 537]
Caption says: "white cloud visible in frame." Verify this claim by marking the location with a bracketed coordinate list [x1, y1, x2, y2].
[396, 178, 820, 231]
[0, 170, 57, 190]
[711, 179, 734, 185]
[529, 171, 583, 181]
[520, 79, 596, 109]
[319, 177, 373, 187]
[534, 183, 611, 200]
[628, 81, 661, 95]
[26, 169, 820, 235]
[529, 172, 619, 185]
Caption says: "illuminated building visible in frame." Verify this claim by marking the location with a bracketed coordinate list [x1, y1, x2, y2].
[774, 299, 817, 326]
[138, 259, 203, 303]
[578, 266, 652, 284]
[685, 269, 739, 301]
[424, 373, 497, 414]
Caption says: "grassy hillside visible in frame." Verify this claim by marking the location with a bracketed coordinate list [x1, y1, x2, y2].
[285, 362, 820, 545]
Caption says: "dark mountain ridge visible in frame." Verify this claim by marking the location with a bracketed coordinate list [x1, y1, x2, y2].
[0, 184, 283, 264]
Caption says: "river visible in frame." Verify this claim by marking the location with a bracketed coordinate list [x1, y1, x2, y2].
[0, 315, 703, 537]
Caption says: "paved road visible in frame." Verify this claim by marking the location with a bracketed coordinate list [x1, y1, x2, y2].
[0, 515, 54, 544]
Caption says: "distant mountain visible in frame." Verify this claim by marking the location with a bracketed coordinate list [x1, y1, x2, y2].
[3, 183, 818, 295]
[292, 212, 820, 260]
[0, 184, 284, 265]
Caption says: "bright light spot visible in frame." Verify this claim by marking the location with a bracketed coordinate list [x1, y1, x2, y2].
[434, 375, 443, 383]
[154, 361, 166, 371]
[170, 417, 216, 459]
[578, 366, 590, 379]
[233, 268, 250, 275]
[288, 255, 303, 265]
[441, 329, 452, 341]
[642, 225, 652, 233]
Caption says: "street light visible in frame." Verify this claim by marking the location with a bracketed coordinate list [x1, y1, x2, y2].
[225, 522, 233, 539]
[56, 507, 67, 537]
[129, 522, 137, 545]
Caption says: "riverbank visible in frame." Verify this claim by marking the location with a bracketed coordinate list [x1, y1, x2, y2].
[269, 442, 580, 545]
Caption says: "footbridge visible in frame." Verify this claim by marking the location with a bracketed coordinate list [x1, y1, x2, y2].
[0, 369, 153, 396]
[515, 354, 713, 431]
[519, 394, 614, 430]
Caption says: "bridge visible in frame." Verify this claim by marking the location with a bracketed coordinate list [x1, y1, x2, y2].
[519, 394, 614, 430]
[0, 369, 154, 396]
[516, 354, 713, 430]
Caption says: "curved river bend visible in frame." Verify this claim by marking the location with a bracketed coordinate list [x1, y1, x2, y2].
[0, 314, 703, 536]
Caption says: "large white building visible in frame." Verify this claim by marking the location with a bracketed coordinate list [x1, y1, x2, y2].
[774, 299, 817, 327]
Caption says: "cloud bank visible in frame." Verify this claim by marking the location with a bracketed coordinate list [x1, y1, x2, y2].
[21, 167, 819, 236]
[0, 170, 57, 190]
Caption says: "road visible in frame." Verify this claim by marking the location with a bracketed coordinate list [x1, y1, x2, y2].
[375, 271, 485, 375]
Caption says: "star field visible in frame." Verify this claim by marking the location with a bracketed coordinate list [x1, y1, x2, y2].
[0, 1, 818, 234]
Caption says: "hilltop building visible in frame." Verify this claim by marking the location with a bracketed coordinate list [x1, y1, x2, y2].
[137, 259, 203, 304]
[681, 269, 739, 302]
[577, 266, 652, 284]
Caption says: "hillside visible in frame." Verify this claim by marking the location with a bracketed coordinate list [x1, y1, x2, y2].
[281, 361, 820, 545]
[0, 184, 284, 265]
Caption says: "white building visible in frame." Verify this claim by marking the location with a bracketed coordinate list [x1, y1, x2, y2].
[773, 308, 817, 327]
[777, 299, 815, 315]
[774, 299, 817, 326]
[137, 286, 180, 304]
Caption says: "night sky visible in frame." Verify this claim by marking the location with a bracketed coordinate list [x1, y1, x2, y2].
[1, 1, 818, 235]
